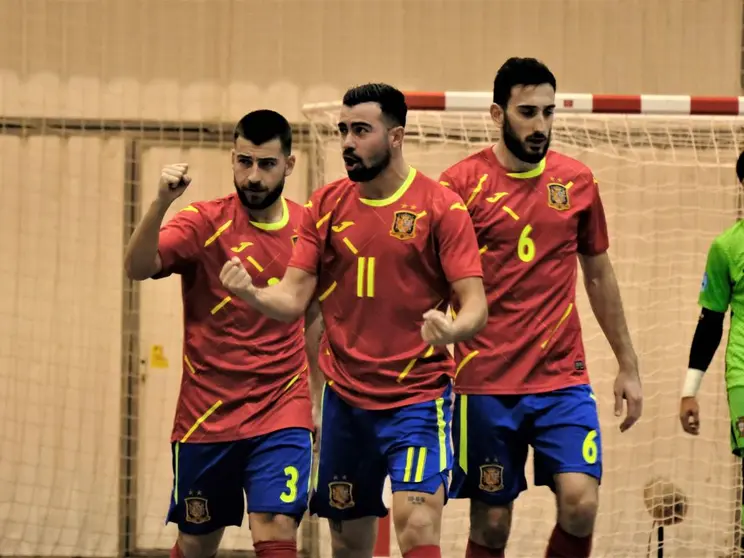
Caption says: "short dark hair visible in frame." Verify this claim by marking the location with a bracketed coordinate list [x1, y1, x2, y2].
[492, 57, 557, 107]
[342, 83, 408, 128]
[737, 150, 744, 182]
[233, 109, 292, 155]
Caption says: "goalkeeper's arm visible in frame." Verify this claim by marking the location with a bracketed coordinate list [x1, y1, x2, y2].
[682, 308, 726, 397]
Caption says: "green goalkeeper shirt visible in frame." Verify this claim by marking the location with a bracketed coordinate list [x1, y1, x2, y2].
[699, 220, 744, 387]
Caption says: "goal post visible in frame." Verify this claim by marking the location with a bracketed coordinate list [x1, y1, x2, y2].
[302, 92, 744, 558]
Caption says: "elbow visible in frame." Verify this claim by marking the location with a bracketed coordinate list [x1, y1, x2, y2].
[124, 258, 154, 282]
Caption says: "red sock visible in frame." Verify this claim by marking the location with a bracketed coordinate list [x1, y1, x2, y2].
[466, 538, 505, 557]
[170, 544, 184, 558]
[404, 545, 441, 558]
[254, 540, 297, 557]
[545, 524, 592, 558]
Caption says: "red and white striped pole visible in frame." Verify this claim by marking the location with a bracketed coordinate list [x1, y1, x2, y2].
[400, 92, 744, 115]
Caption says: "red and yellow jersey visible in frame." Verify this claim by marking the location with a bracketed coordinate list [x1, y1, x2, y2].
[289, 167, 483, 409]
[440, 148, 609, 395]
[155, 194, 312, 443]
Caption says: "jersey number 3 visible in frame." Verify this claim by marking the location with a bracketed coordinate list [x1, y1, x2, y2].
[280, 466, 299, 503]
[518, 224, 535, 263]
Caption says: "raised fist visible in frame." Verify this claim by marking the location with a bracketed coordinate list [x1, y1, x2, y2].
[220, 257, 255, 298]
[158, 163, 192, 204]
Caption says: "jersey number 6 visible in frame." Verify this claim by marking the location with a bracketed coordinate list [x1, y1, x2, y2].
[518, 225, 535, 263]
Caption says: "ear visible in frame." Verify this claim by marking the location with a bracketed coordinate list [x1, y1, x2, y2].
[230, 148, 236, 166]
[389, 125, 406, 149]
[284, 154, 296, 177]
[490, 103, 504, 127]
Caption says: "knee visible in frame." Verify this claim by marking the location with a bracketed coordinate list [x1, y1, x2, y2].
[557, 487, 598, 538]
[177, 530, 222, 558]
[470, 504, 511, 549]
[392, 489, 443, 550]
[249, 513, 298, 543]
[329, 518, 377, 556]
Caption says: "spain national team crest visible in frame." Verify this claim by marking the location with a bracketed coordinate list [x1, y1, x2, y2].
[547, 182, 570, 211]
[736, 417, 744, 437]
[390, 210, 418, 240]
[184, 496, 211, 524]
[479, 463, 504, 493]
[329, 481, 355, 510]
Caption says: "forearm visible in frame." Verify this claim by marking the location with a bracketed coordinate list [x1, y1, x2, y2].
[304, 307, 325, 405]
[682, 308, 724, 396]
[124, 199, 170, 280]
[450, 302, 487, 344]
[235, 283, 307, 323]
[584, 270, 637, 367]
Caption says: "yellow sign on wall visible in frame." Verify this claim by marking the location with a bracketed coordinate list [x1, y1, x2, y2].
[150, 345, 169, 369]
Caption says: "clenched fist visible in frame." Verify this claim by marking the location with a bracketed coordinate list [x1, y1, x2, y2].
[679, 396, 700, 436]
[421, 309, 455, 346]
[220, 257, 255, 299]
[158, 163, 192, 204]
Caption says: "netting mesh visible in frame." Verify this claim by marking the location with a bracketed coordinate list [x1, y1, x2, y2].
[304, 106, 744, 558]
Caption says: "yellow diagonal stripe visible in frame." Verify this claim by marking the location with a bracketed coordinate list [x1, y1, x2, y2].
[319, 281, 337, 302]
[455, 350, 479, 379]
[184, 355, 196, 374]
[211, 296, 231, 314]
[246, 256, 263, 272]
[466, 174, 488, 206]
[204, 220, 233, 247]
[180, 400, 224, 442]
[541, 303, 574, 349]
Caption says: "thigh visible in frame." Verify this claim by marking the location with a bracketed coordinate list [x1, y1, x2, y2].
[450, 392, 529, 506]
[166, 441, 245, 535]
[310, 385, 388, 521]
[244, 427, 314, 523]
[531, 384, 602, 491]
[378, 384, 454, 497]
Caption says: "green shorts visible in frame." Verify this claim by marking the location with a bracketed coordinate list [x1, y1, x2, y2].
[728, 387, 744, 455]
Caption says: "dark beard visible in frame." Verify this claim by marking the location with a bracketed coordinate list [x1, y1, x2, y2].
[502, 115, 550, 164]
[346, 149, 391, 183]
[234, 178, 285, 210]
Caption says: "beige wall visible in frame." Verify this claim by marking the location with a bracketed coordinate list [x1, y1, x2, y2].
[1, 0, 742, 556]
[0, 0, 740, 123]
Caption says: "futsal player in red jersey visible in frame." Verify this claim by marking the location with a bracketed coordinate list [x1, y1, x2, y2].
[124, 110, 320, 558]
[220, 83, 487, 558]
[439, 58, 644, 558]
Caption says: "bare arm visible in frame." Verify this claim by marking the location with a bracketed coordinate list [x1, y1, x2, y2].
[304, 300, 325, 423]
[221, 261, 318, 323]
[449, 276, 488, 343]
[124, 199, 168, 280]
[579, 252, 637, 367]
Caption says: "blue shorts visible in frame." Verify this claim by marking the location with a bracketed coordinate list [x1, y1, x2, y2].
[166, 427, 313, 534]
[450, 384, 601, 506]
[310, 383, 453, 521]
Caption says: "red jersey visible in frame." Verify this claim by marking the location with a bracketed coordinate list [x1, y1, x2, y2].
[439, 148, 609, 395]
[155, 194, 312, 443]
[289, 167, 483, 410]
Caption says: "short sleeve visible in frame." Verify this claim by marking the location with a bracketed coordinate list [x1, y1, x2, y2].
[436, 198, 483, 283]
[577, 174, 610, 256]
[698, 237, 732, 312]
[288, 198, 326, 276]
[438, 169, 467, 203]
[154, 207, 204, 278]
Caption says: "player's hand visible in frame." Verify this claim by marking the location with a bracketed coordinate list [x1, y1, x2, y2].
[679, 396, 700, 435]
[157, 163, 192, 204]
[613, 363, 643, 433]
[219, 257, 256, 299]
[421, 309, 454, 346]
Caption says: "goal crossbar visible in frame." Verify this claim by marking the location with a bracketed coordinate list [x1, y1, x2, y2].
[303, 92, 744, 116]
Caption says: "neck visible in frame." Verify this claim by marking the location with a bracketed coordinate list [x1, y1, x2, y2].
[358, 157, 409, 200]
[247, 197, 284, 223]
[493, 142, 539, 174]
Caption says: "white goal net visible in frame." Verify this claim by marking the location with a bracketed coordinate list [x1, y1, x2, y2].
[302, 93, 744, 558]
